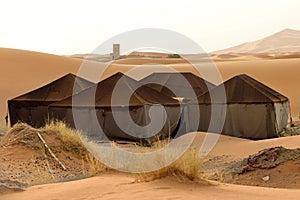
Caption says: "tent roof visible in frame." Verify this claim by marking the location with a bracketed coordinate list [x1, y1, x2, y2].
[139, 72, 215, 98]
[50, 72, 179, 108]
[197, 74, 288, 104]
[10, 73, 94, 102]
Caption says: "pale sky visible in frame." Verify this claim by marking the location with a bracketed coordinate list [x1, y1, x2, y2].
[0, 0, 299, 55]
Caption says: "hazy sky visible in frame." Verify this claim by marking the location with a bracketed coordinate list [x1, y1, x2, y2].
[0, 0, 299, 55]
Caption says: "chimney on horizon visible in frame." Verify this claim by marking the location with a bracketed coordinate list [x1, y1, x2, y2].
[112, 44, 120, 60]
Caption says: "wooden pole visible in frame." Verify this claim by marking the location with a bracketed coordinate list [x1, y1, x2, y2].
[37, 132, 67, 171]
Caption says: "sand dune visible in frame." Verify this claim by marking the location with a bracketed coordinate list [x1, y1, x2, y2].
[70, 53, 112, 62]
[129, 51, 170, 58]
[193, 133, 300, 158]
[213, 29, 300, 54]
[112, 57, 188, 65]
[2, 133, 300, 200]
[3, 174, 300, 200]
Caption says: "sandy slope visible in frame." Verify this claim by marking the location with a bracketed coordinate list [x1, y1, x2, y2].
[2, 174, 300, 200]
[113, 57, 188, 65]
[213, 29, 300, 54]
[193, 133, 300, 159]
[129, 51, 170, 58]
[2, 134, 300, 200]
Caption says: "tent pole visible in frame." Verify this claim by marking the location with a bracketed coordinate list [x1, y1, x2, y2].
[289, 102, 294, 127]
[5, 106, 9, 127]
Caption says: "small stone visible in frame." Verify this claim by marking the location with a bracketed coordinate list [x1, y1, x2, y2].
[262, 175, 270, 181]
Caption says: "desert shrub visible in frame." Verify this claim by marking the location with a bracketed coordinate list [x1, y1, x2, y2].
[167, 54, 181, 58]
[45, 121, 108, 174]
[45, 121, 89, 157]
[135, 145, 204, 182]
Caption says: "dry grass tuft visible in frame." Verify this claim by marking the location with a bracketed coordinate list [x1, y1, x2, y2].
[0, 123, 43, 149]
[84, 154, 108, 176]
[44, 121, 108, 175]
[2, 121, 206, 185]
[135, 143, 205, 183]
[170, 147, 203, 181]
[1, 121, 108, 185]
[45, 121, 89, 157]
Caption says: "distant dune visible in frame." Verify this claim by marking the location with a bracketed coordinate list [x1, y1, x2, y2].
[70, 53, 112, 62]
[112, 57, 188, 65]
[129, 51, 170, 58]
[68, 51, 171, 63]
[213, 29, 300, 54]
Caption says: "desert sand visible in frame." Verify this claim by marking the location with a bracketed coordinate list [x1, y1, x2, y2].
[1, 47, 300, 199]
[2, 174, 300, 200]
[213, 29, 300, 54]
[1, 133, 300, 200]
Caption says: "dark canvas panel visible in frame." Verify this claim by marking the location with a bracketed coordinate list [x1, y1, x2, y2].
[8, 73, 94, 127]
[197, 74, 288, 104]
[49, 72, 182, 142]
[184, 103, 278, 139]
[186, 74, 289, 139]
[140, 72, 215, 99]
[49, 105, 181, 142]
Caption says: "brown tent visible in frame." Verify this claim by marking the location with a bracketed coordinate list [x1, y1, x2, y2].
[139, 72, 215, 100]
[48, 72, 181, 141]
[8, 73, 94, 127]
[185, 74, 290, 139]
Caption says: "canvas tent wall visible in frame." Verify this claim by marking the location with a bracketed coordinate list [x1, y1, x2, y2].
[48, 72, 181, 142]
[139, 72, 215, 100]
[8, 73, 94, 127]
[185, 74, 289, 139]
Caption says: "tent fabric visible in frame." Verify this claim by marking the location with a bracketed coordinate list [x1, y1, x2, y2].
[50, 105, 180, 141]
[49, 72, 181, 141]
[10, 73, 94, 102]
[197, 74, 288, 104]
[186, 103, 277, 139]
[185, 74, 290, 139]
[274, 101, 290, 132]
[50, 72, 180, 108]
[8, 73, 94, 127]
[139, 72, 215, 99]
